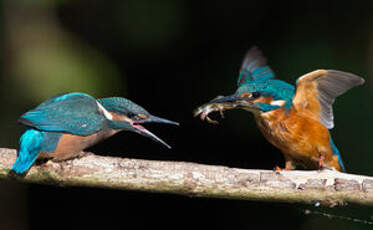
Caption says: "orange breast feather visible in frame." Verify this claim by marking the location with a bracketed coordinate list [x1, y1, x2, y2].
[256, 107, 339, 170]
[40, 130, 118, 161]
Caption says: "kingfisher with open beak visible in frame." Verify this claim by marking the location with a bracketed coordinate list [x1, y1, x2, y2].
[194, 46, 364, 171]
[12, 92, 178, 174]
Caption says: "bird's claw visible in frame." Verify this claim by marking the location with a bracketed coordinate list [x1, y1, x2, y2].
[273, 165, 290, 171]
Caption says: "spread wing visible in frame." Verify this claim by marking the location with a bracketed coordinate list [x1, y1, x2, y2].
[18, 93, 106, 135]
[237, 46, 275, 87]
[293, 69, 364, 129]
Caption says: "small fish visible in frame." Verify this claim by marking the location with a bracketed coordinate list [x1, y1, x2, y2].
[193, 96, 241, 124]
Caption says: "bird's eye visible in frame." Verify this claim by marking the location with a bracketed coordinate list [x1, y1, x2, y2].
[127, 112, 136, 118]
[251, 92, 261, 99]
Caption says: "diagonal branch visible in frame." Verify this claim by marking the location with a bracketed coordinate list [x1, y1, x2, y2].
[0, 147, 372, 207]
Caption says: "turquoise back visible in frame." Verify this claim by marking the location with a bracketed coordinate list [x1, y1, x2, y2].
[19, 93, 106, 135]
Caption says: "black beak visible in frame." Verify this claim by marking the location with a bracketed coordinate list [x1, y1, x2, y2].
[209, 95, 246, 104]
[131, 124, 172, 149]
[207, 94, 260, 112]
[131, 115, 179, 149]
[142, 115, 179, 126]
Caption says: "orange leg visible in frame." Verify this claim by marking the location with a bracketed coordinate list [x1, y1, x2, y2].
[275, 157, 296, 171]
[318, 154, 326, 169]
[274, 166, 291, 171]
[318, 154, 341, 171]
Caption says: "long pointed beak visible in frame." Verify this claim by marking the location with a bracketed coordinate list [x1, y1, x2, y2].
[131, 115, 178, 149]
[141, 115, 179, 126]
[209, 95, 246, 104]
[132, 124, 172, 149]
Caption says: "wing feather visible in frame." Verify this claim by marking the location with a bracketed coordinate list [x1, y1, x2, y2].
[18, 93, 106, 135]
[237, 46, 275, 86]
[293, 69, 364, 129]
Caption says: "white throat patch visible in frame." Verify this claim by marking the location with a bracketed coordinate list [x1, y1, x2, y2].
[270, 100, 287, 107]
[96, 101, 113, 120]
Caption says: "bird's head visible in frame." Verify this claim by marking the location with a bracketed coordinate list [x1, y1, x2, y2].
[205, 46, 295, 113]
[97, 97, 179, 148]
[210, 79, 295, 113]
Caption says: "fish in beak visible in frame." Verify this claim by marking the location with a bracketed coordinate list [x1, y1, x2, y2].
[194, 94, 259, 124]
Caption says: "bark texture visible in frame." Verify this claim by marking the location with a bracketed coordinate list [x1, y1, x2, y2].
[1, 148, 372, 207]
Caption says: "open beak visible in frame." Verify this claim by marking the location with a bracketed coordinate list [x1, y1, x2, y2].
[141, 115, 179, 126]
[131, 115, 179, 149]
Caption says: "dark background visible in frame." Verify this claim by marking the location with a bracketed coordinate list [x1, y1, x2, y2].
[1, 0, 372, 229]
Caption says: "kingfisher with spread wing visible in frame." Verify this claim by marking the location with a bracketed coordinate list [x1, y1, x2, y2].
[194, 46, 364, 171]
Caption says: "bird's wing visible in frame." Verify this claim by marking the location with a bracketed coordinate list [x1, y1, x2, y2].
[292, 69, 364, 129]
[237, 46, 276, 87]
[18, 93, 106, 135]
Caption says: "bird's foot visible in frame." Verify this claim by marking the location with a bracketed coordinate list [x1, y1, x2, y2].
[318, 155, 326, 169]
[273, 165, 291, 172]
[317, 155, 336, 172]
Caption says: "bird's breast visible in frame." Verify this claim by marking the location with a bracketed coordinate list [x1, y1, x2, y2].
[255, 108, 293, 150]
[255, 107, 332, 161]
[44, 129, 118, 161]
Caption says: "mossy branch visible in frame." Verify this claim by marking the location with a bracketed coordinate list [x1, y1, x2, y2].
[0, 148, 373, 207]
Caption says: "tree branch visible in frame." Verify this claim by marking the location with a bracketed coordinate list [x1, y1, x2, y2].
[0, 148, 372, 207]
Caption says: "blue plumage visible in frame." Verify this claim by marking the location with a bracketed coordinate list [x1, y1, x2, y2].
[234, 47, 295, 111]
[12, 130, 63, 174]
[12, 129, 45, 174]
[235, 51, 356, 168]
[254, 103, 281, 112]
[98, 97, 149, 115]
[329, 137, 345, 171]
[237, 46, 275, 86]
[13, 92, 106, 173]
[19, 93, 105, 135]
[236, 80, 295, 109]
[237, 73, 349, 170]
[13, 92, 178, 174]
[36, 92, 94, 108]
[197, 46, 363, 171]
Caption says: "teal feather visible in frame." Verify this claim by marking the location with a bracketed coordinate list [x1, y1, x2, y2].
[236, 80, 295, 110]
[41, 132, 63, 152]
[12, 130, 63, 174]
[19, 93, 105, 135]
[37, 92, 94, 108]
[13, 93, 161, 174]
[234, 47, 295, 112]
[12, 129, 44, 174]
[98, 97, 149, 115]
[254, 103, 280, 112]
[237, 46, 275, 86]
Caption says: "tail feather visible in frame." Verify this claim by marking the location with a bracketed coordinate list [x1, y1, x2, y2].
[12, 129, 44, 174]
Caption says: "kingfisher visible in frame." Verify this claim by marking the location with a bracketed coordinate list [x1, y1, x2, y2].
[12, 92, 178, 174]
[195, 46, 365, 171]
